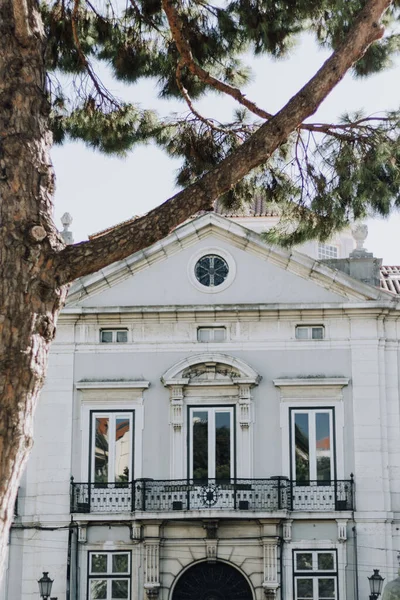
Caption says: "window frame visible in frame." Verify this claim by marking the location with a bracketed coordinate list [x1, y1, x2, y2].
[187, 404, 236, 481]
[87, 550, 132, 600]
[295, 325, 325, 341]
[197, 327, 227, 343]
[289, 407, 336, 484]
[89, 410, 135, 484]
[293, 549, 338, 600]
[100, 329, 129, 344]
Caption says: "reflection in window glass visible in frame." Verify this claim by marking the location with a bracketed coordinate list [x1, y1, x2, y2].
[91, 554, 108, 573]
[297, 579, 313, 599]
[95, 417, 109, 483]
[112, 554, 129, 574]
[316, 413, 331, 481]
[318, 554, 335, 571]
[318, 579, 335, 599]
[115, 418, 130, 482]
[90, 580, 107, 600]
[215, 412, 231, 480]
[193, 411, 208, 480]
[296, 553, 313, 570]
[295, 413, 309, 481]
[112, 580, 129, 599]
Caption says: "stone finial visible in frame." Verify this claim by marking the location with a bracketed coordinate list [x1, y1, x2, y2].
[350, 222, 372, 258]
[60, 212, 74, 245]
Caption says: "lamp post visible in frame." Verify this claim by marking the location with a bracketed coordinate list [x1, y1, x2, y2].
[369, 569, 385, 600]
[38, 572, 54, 600]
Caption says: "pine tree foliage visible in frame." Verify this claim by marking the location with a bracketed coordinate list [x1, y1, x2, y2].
[41, 0, 400, 244]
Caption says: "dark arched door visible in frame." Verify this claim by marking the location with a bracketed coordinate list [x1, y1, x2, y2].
[172, 561, 253, 600]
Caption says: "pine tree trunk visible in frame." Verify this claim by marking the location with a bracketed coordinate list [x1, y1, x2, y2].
[0, 0, 67, 575]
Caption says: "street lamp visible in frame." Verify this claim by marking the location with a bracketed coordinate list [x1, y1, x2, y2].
[38, 572, 54, 600]
[368, 569, 385, 600]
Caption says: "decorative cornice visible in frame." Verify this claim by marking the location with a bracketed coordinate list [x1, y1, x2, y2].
[273, 377, 349, 388]
[76, 380, 150, 390]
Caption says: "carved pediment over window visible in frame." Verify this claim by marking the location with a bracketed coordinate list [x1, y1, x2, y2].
[161, 353, 261, 388]
[182, 362, 242, 384]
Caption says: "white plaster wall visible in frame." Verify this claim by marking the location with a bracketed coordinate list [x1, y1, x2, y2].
[74, 236, 347, 308]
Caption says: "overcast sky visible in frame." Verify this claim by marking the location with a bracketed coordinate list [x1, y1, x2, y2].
[52, 33, 400, 263]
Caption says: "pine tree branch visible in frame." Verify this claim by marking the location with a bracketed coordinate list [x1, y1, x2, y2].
[56, 0, 391, 285]
[175, 59, 232, 134]
[161, 0, 273, 121]
[71, 0, 119, 108]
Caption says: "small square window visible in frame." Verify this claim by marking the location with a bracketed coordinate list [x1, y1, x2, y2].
[197, 327, 226, 342]
[295, 326, 324, 340]
[100, 329, 128, 343]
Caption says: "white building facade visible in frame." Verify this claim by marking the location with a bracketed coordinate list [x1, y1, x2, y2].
[3, 212, 400, 600]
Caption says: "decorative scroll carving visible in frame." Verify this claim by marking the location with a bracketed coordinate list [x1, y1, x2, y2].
[78, 524, 87, 544]
[205, 540, 218, 563]
[170, 385, 184, 430]
[263, 538, 280, 598]
[144, 541, 160, 587]
[182, 362, 242, 382]
[336, 519, 348, 542]
[283, 520, 292, 542]
[130, 523, 142, 540]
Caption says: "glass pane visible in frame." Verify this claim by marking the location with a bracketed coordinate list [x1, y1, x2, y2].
[213, 328, 226, 342]
[297, 579, 313, 599]
[212, 256, 229, 286]
[215, 412, 231, 480]
[101, 331, 113, 343]
[197, 328, 210, 342]
[90, 580, 107, 600]
[95, 417, 109, 483]
[193, 411, 208, 480]
[117, 331, 128, 343]
[318, 578, 335, 599]
[112, 579, 129, 599]
[91, 554, 108, 574]
[115, 417, 130, 482]
[296, 553, 313, 570]
[112, 554, 129, 574]
[295, 413, 309, 481]
[316, 412, 331, 481]
[296, 327, 308, 340]
[318, 553, 335, 571]
[312, 327, 323, 340]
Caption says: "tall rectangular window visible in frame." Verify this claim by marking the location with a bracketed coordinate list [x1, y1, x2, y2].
[294, 550, 337, 600]
[88, 551, 131, 600]
[91, 412, 134, 483]
[189, 407, 234, 480]
[291, 409, 334, 483]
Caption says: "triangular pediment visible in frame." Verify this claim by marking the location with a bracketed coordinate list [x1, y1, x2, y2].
[65, 213, 394, 309]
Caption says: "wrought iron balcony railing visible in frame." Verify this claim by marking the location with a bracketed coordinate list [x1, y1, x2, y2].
[70, 477, 354, 514]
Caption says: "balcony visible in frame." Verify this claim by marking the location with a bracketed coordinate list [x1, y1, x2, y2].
[70, 477, 354, 514]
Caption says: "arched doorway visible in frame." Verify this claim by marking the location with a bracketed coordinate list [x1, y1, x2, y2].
[171, 561, 254, 600]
